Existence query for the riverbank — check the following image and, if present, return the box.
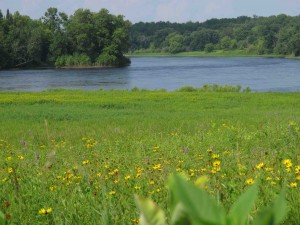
[0,89,300,224]
[127,49,300,58]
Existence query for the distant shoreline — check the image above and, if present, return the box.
[126,50,300,59]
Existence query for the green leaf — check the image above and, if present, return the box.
[253,189,287,225]
[0,210,5,225]
[227,184,258,225]
[169,174,226,225]
[134,195,167,225]
[171,203,191,225]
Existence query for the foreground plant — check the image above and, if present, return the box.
[135,174,287,225]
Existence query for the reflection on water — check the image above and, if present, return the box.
[0,57,300,92]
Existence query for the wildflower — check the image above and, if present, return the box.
[211,169,217,174]
[6,157,12,161]
[38,208,52,215]
[207,148,213,154]
[153,146,160,152]
[189,172,195,177]
[134,186,141,190]
[295,166,300,174]
[213,161,221,167]
[178,160,183,163]
[266,177,272,181]
[283,159,292,168]
[82,160,90,165]
[49,185,57,191]
[135,173,142,178]
[212,154,219,159]
[152,164,161,170]
[290,182,297,188]
[149,179,155,185]
[296,175,300,180]
[265,167,274,172]
[271,181,276,185]
[7,168,13,173]
[18,156,24,160]
[256,162,265,169]
[132,218,140,223]
[246,178,255,185]
[156,188,161,192]
[109,191,116,195]
[124,175,131,180]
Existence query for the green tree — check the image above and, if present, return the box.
[166,32,184,53]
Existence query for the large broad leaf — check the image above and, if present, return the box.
[227,184,258,225]
[169,174,226,225]
[252,189,287,225]
[171,203,191,225]
[135,195,167,225]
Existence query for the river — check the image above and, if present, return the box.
[0,57,299,92]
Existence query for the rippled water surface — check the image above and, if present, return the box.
[0,57,300,91]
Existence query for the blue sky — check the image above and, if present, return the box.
[1,0,300,23]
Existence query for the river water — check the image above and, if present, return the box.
[0,57,299,92]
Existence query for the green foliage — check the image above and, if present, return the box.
[177,84,248,93]
[204,43,215,53]
[130,14,300,57]
[55,54,91,67]
[0,8,131,69]
[135,196,167,225]
[136,174,288,225]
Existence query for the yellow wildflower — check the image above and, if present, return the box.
[82,160,90,165]
[109,191,116,195]
[6,157,12,161]
[7,168,13,173]
[134,186,141,190]
[124,175,131,180]
[18,156,24,160]
[256,162,265,169]
[152,164,161,170]
[212,154,220,159]
[283,159,292,168]
[149,179,155,185]
[39,208,52,215]
[246,178,255,185]
[49,185,57,191]
[213,161,221,167]
[290,182,298,188]
[132,218,140,224]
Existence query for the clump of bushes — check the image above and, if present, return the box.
[177,84,251,92]
[55,53,91,67]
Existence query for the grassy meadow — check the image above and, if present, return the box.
[0,89,300,224]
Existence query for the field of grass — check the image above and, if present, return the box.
[0,89,300,224]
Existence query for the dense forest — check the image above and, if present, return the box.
[130,14,300,56]
[0,8,131,69]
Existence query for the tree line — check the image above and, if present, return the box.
[130,14,300,55]
[0,8,131,69]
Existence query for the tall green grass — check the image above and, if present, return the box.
[0,89,300,224]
